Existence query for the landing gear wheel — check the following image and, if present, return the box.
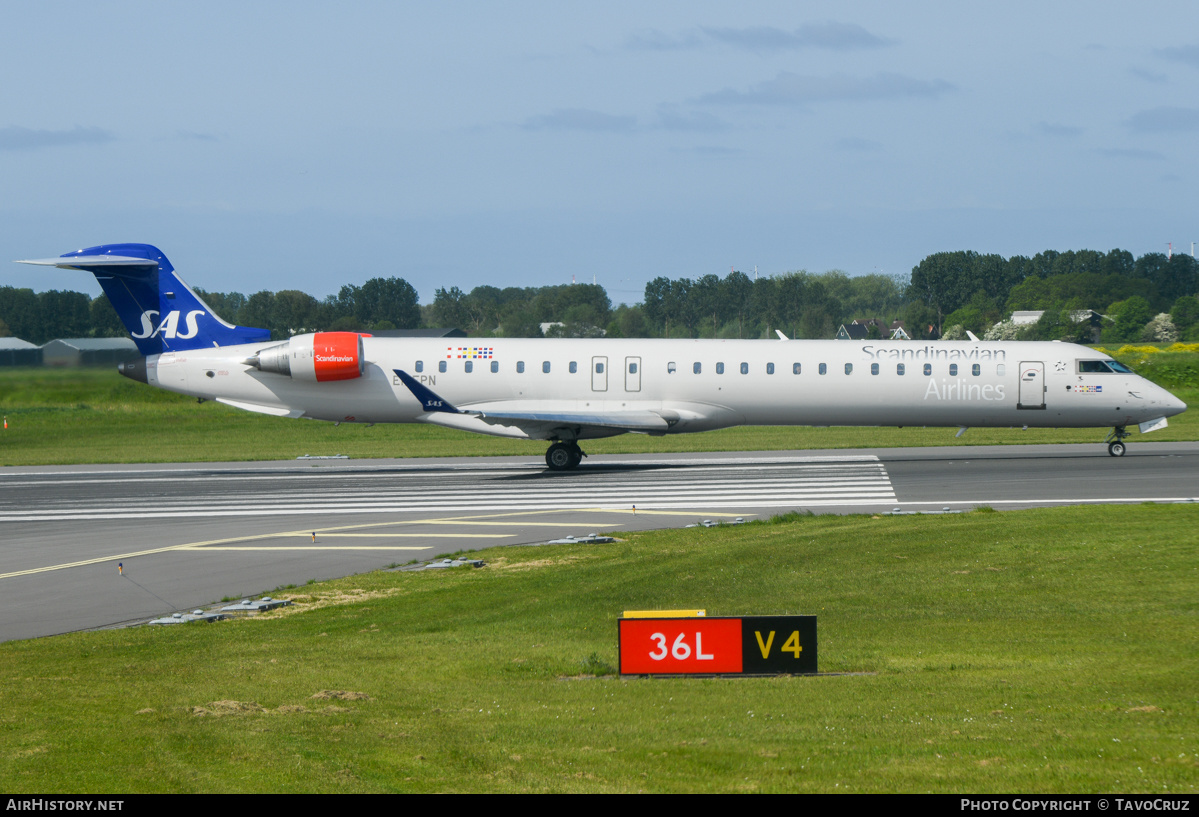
[546,442,582,471]
[1105,425,1130,458]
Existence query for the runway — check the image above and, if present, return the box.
[2,442,1196,642]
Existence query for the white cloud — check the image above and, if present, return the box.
[1126,106,1199,133]
[1155,44,1199,69]
[698,72,954,106]
[1037,122,1083,137]
[0,125,114,151]
[701,22,895,52]
[522,109,637,133]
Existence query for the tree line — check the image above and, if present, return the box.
[911,249,1199,343]
[1,247,1196,345]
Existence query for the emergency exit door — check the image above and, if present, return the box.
[625,356,642,392]
[592,356,608,391]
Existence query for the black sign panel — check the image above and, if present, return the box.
[739,616,818,675]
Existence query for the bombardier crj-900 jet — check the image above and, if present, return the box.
[17,244,1187,469]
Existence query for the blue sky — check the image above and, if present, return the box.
[2,1,1196,306]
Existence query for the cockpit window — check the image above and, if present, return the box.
[1078,360,1128,374]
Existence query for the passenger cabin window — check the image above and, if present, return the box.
[793,363,801,375]
[845,363,853,375]
[766,362,775,375]
[924,363,932,376]
[819,363,827,375]
[871,363,879,375]
[542,361,551,373]
[569,361,577,374]
[517,361,525,373]
[972,363,980,376]
[716,362,725,374]
[997,364,1006,376]
[949,364,958,376]
[464,361,473,373]
[740,362,748,375]
[415,361,424,373]
[693,362,701,374]
[667,362,677,373]
[438,360,447,373]
[897,363,905,375]
[490,361,498,373]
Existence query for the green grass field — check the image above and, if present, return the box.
[1,505,1196,793]
[0,359,1195,466]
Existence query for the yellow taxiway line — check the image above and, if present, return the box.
[1,507,754,580]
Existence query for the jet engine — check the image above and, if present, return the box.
[244,332,365,382]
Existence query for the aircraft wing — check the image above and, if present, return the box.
[470,408,669,432]
[393,369,670,437]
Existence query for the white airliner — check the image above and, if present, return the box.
[17,244,1187,469]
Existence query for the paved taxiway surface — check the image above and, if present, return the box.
[2,442,1196,642]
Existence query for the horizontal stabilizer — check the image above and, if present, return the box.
[17,256,159,272]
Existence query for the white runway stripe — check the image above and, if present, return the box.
[0,458,898,521]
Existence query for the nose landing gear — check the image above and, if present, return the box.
[545,441,585,471]
[1105,426,1131,457]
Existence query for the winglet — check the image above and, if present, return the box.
[775,329,789,341]
[966,330,980,342]
[394,370,461,413]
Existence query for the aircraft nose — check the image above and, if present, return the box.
[1158,387,1187,417]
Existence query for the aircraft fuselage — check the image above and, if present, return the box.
[128,337,1185,439]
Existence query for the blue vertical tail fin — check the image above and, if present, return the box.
[15,243,270,354]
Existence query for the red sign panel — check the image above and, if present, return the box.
[618,618,743,674]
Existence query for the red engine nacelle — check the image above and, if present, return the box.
[245,332,365,382]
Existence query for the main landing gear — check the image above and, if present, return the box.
[545,441,585,471]
[1105,425,1131,457]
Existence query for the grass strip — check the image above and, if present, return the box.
[1,504,1195,793]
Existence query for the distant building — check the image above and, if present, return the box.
[837,318,909,340]
[0,337,41,366]
[1007,309,1107,341]
[41,338,138,367]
